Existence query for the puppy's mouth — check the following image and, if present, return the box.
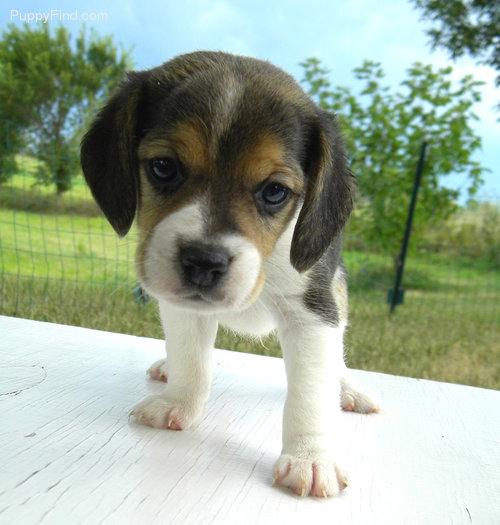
[187,293,204,301]
[142,274,261,313]
[167,286,241,312]
[180,291,217,304]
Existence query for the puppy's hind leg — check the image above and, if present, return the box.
[148,358,168,382]
[340,375,380,414]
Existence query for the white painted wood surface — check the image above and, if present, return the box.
[0,315,498,525]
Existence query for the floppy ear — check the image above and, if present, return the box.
[290,111,356,272]
[80,71,148,236]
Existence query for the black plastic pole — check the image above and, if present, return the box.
[389,142,428,313]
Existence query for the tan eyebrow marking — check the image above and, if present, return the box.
[138,121,210,172]
[236,134,303,192]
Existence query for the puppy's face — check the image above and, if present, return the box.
[81,52,355,313]
[136,124,303,311]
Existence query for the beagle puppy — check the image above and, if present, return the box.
[81,51,378,498]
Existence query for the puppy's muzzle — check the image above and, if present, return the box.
[179,244,230,290]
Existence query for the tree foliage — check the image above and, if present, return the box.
[0,24,131,191]
[301,58,486,255]
[412,0,500,87]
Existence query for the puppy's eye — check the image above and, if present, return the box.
[149,158,183,188]
[261,182,289,206]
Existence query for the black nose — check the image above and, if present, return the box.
[179,245,230,289]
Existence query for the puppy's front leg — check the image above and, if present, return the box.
[131,302,217,430]
[274,321,348,497]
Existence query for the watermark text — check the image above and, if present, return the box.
[10,9,108,23]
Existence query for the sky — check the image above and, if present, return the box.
[2,0,498,201]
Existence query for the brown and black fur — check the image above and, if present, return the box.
[81,51,355,333]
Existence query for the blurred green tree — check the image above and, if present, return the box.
[301,58,486,255]
[412,0,499,88]
[0,24,131,192]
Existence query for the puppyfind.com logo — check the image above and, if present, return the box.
[10,9,108,23]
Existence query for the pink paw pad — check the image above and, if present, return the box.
[273,455,347,498]
[150,369,168,382]
[166,417,183,431]
[148,361,168,382]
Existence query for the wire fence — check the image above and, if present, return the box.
[1,154,499,389]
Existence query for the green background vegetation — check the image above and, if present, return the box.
[1,162,498,389]
[0,21,498,391]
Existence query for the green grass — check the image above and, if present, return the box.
[0,164,98,217]
[1,170,499,389]
[8,156,91,201]
[2,274,498,389]
[0,207,136,284]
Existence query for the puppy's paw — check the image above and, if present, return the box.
[148,358,168,382]
[273,454,348,497]
[130,395,201,430]
[340,377,380,414]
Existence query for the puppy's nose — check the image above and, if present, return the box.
[180,245,230,289]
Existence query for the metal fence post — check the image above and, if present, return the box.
[389,142,428,313]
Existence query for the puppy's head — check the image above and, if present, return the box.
[81,52,355,313]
